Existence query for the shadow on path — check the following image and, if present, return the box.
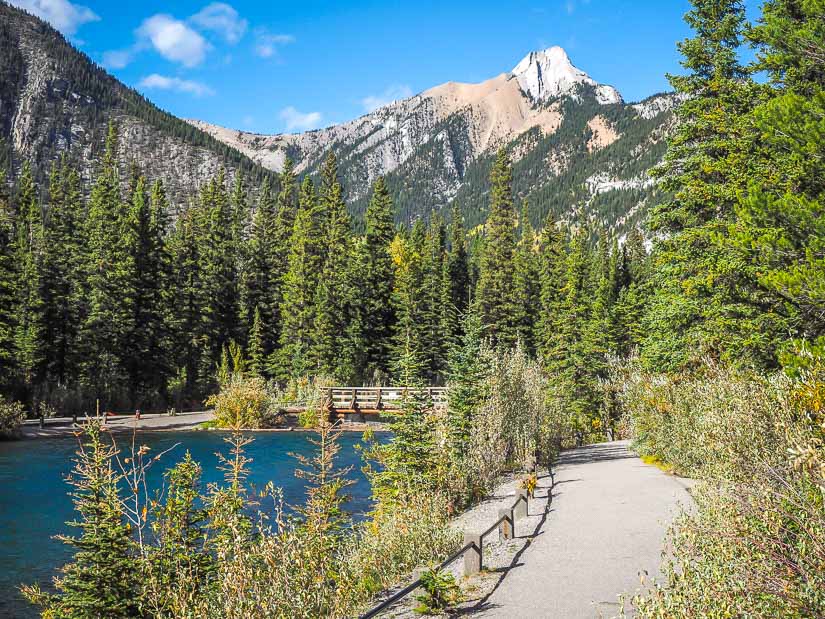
[555,443,636,466]
[456,469,557,616]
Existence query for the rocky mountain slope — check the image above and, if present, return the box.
[0,0,678,232]
[192,46,680,231]
[0,1,271,204]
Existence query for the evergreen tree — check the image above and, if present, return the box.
[78,124,132,403]
[358,177,396,380]
[0,171,17,388]
[197,170,240,386]
[25,422,139,618]
[247,306,266,378]
[476,148,518,348]
[41,159,82,388]
[241,178,279,372]
[537,214,567,365]
[446,307,489,459]
[122,176,169,403]
[726,0,825,354]
[13,163,46,395]
[512,204,540,355]
[277,176,325,378]
[420,213,448,382]
[445,205,470,341]
[313,152,353,380]
[391,223,428,383]
[643,0,762,369]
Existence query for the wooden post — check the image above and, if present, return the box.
[72,412,77,425]
[463,533,482,576]
[498,508,513,541]
[515,489,528,521]
[376,387,383,410]
[39,414,44,429]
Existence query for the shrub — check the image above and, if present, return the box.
[205,374,280,429]
[0,396,25,439]
[414,567,462,614]
[619,356,825,618]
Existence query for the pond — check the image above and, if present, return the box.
[0,430,376,619]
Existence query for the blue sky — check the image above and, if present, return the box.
[11,0,760,134]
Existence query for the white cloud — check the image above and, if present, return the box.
[139,73,214,97]
[102,49,132,69]
[361,84,413,113]
[137,14,209,67]
[254,29,295,59]
[10,0,99,35]
[190,2,247,44]
[279,106,322,132]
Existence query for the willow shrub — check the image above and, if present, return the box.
[619,357,825,618]
[0,396,25,439]
[206,373,281,429]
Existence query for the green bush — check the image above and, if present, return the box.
[0,396,25,439]
[619,358,825,618]
[205,374,280,429]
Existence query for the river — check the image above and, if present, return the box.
[0,430,376,618]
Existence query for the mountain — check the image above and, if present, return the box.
[0,0,678,233]
[192,46,680,232]
[0,1,272,204]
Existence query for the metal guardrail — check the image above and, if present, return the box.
[358,489,530,619]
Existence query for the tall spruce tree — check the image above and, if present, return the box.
[476,148,518,348]
[726,0,825,356]
[241,178,279,371]
[643,0,761,369]
[13,163,46,395]
[357,177,396,380]
[278,176,325,378]
[445,205,470,341]
[537,214,567,366]
[0,170,17,388]
[512,204,540,356]
[313,152,353,380]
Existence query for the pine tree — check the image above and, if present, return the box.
[643,0,761,369]
[391,223,428,383]
[726,0,825,355]
[537,214,567,366]
[420,213,448,382]
[122,176,169,403]
[24,422,139,618]
[476,148,518,349]
[277,176,325,378]
[446,307,489,459]
[358,177,396,380]
[247,306,266,378]
[41,159,82,388]
[445,205,470,341]
[78,124,132,403]
[0,170,17,388]
[549,231,601,441]
[313,151,353,381]
[512,204,540,356]
[197,170,240,386]
[14,163,46,396]
[241,178,279,372]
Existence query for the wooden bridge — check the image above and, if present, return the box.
[323,387,447,417]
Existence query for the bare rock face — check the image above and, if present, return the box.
[191,47,675,231]
[0,2,271,208]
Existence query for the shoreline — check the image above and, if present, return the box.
[17,411,386,439]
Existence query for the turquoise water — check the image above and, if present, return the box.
[0,430,375,619]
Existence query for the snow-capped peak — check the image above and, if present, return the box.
[510,46,622,105]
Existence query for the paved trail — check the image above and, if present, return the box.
[475,441,692,619]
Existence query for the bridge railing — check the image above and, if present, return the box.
[325,387,447,413]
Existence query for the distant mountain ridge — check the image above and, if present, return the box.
[0,0,678,232]
[0,1,273,204]
[191,46,679,231]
